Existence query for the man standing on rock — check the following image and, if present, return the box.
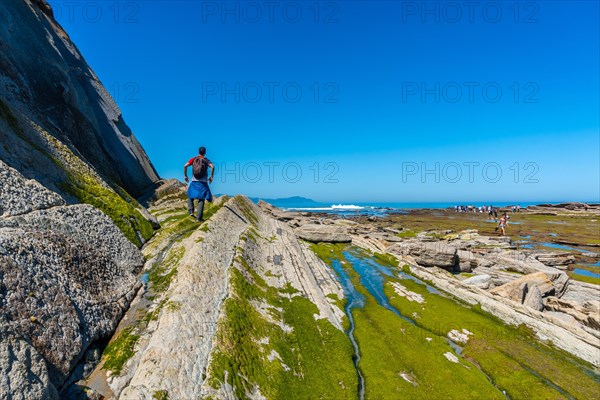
[184,146,214,222]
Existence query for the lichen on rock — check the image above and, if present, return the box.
[0,160,144,397]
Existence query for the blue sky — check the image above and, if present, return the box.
[53,0,599,203]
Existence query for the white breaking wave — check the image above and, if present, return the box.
[285,207,337,211]
[331,204,364,210]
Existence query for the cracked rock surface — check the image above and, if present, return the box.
[0,161,144,398]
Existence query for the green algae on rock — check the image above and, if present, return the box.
[384,273,600,400]
[310,244,600,399]
[207,234,357,399]
[102,327,141,376]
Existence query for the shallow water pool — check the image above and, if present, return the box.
[572,268,600,279]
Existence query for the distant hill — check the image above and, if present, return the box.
[249,196,320,207]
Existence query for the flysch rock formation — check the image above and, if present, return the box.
[260,202,600,368]
[0,160,144,399]
[80,195,346,399]
[2,0,599,397]
[364,233,600,367]
[395,262,600,367]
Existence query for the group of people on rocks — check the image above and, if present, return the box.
[454,204,522,214]
[454,204,497,214]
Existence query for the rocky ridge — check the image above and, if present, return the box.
[73,192,349,399]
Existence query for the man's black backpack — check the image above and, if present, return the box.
[192,156,208,180]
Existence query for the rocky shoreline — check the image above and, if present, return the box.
[55,187,597,399]
[259,200,600,368]
[3,168,599,398]
[1,2,598,397]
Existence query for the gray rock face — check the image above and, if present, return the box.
[462,274,492,289]
[408,242,458,270]
[0,333,60,400]
[0,160,65,217]
[0,164,144,397]
[551,272,570,298]
[138,179,186,208]
[295,223,352,243]
[544,297,600,330]
[0,0,158,197]
[561,281,600,305]
[136,206,161,230]
[259,200,306,223]
[523,285,544,311]
[490,271,567,303]
[534,252,576,267]
[0,2,161,397]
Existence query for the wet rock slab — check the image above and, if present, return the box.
[295,223,352,243]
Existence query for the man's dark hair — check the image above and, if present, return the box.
[199,146,206,156]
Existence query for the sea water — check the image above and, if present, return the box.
[278,201,546,216]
